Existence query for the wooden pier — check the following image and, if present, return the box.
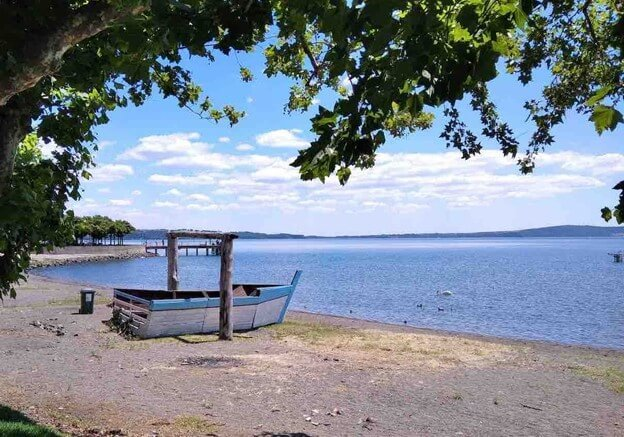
[145,241,221,256]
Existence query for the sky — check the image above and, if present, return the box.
[63,47,623,236]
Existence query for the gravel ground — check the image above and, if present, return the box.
[0,273,622,436]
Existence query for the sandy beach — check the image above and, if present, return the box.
[0,250,622,436]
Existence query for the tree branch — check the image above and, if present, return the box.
[0,1,149,107]
[581,0,599,46]
[299,37,321,78]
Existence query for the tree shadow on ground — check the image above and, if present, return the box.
[0,404,61,436]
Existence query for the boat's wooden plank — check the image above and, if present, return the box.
[202,307,220,333]
[233,304,256,330]
[118,309,147,324]
[253,296,288,328]
[201,305,256,332]
[149,308,205,324]
[113,290,151,305]
[113,299,148,314]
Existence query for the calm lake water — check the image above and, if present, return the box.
[35,238,624,348]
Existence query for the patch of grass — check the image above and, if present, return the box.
[169,415,220,434]
[0,405,63,437]
[269,320,349,344]
[268,320,515,368]
[47,296,111,307]
[571,365,624,394]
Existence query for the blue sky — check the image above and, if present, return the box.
[64,48,623,236]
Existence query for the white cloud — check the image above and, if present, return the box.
[164,188,184,196]
[186,203,218,211]
[187,193,211,202]
[255,129,309,148]
[118,132,211,161]
[133,139,620,218]
[153,201,180,208]
[247,96,254,103]
[149,173,217,185]
[97,187,111,194]
[218,136,231,143]
[131,190,141,196]
[537,152,624,175]
[236,143,255,152]
[89,164,134,183]
[156,152,279,169]
[109,199,132,206]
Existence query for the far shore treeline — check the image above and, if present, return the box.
[74,216,135,246]
[129,225,624,241]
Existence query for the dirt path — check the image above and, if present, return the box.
[0,274,622,436]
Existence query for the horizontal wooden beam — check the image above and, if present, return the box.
[167,230,238,240]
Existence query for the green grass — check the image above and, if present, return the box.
[571,365,624,394]
[168,415,220,434]
[47,296,111,307]
[268,320,357,344]
[0,405,63,437]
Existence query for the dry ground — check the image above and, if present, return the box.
[0,274,622,436]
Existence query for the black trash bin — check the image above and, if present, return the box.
[79,288,96,314]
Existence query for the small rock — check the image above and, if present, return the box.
[327,408,342,417]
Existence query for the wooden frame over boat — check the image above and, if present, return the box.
[111,230,301,340]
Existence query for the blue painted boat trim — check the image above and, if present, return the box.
[113,271,302,318]
[278,270,302,323]
[148,285,293,311]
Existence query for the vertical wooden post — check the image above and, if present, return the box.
[167,234,179,298]
[219,236,234,340]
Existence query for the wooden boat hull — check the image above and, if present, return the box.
[112,271,301,338]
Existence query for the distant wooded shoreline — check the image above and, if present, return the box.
[129,225,624,241]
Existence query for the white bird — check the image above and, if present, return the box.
[437,290,453,296]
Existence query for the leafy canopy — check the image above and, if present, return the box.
[0,0,622,297]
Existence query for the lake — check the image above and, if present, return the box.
[34,238,624,349]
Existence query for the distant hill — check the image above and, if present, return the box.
[129,229,307,240]
[129,225,624,240]
[337,225,624,238]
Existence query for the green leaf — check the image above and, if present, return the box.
[586,86,613,106]
[601,207,612,222]
[590,105,624,134]
[513,5,528,28]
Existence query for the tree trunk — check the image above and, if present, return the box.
[0,96,31,198]
[0,2,149,107]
